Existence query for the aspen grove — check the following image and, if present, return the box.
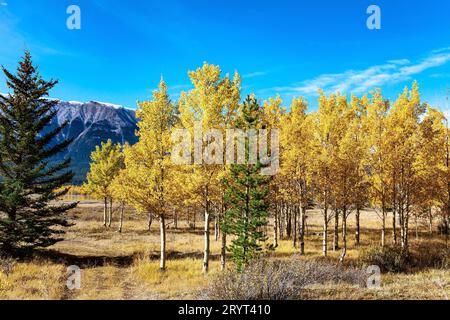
[85,63,450,272]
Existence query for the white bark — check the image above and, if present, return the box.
[333,210,339,251]
[220,232,226,271]
[322,207,328,257]
[299,206,306,255]
[273,205,278,248]
[108,197,113,227]
[118,204,124,233]
[355,208,360,245]
[160,215,166,271]
[203,207,210,274]
[103,197,107,227]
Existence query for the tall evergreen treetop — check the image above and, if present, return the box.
[0,51,76,254]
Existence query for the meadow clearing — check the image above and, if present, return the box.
[0,199,448,300]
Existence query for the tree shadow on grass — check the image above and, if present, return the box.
[31,249,137,268]
[29,249,221,268]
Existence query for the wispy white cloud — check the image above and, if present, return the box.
[242,71,267,79]
[164,84,192,100]
[388,59,410,65]
[432,47,450,54]
[263,48,450,98]
[0,3,8,7]
[429,73,450,78]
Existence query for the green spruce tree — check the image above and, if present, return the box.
[222,95,270,271]
[0,51,77,255]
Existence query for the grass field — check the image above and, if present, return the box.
[0,200,448,300]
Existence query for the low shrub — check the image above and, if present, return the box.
[359,243,449,273]
[204,258,366,300]
[358,246,412,273]
[0,255,16,277]
[412,242,450,270]
[437,218,449,236]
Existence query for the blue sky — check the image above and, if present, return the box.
[1,0,450,113]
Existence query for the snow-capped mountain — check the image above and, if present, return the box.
[0,96,139,184]
[49,100,138,184]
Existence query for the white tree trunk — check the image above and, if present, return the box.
[160,215,166,271]
[333,210,339,251]
[299,206,306,255]
[355,208,360,245]
[339,209,347,264]
[292,206,297,248]
[203,207,210,274]
[392,211,397,244]
[381,207,386,247]
[108,197,113,227]
[118,204,124,233]
[403,213,409,249]
[103,197,107,227]
[273,205,278,248]
[322,207,328,257]
[214,214,219,241]
[428,208,433,236]
[220,232,226,271]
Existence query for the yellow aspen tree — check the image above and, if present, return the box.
[267,169,287,247]
[121,144,156,227]
[262,95,285,129]
[350,95,370,246]
[280,97,313,255]
[84,139,123,227]
[326,93,349,253]
[310,91,341,256]
[414,108,446,237]
[178,63,240,273]
[110,167,131,233]
[387,82,426,250]
[335,95,367,263]
[443,125,450,244]
[262,95,286,244]
[365,89,392,246]
[122,78,177,270]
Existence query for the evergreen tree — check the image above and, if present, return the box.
[222,95,269,271]
[0,51,76,254]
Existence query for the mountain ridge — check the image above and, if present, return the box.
[49,100,139,184]
[0,95,139,184]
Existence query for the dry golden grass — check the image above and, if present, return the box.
[0,260,65,300]
[133,258,221,299]
[302,269,449,300]
[0,200,448,300]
